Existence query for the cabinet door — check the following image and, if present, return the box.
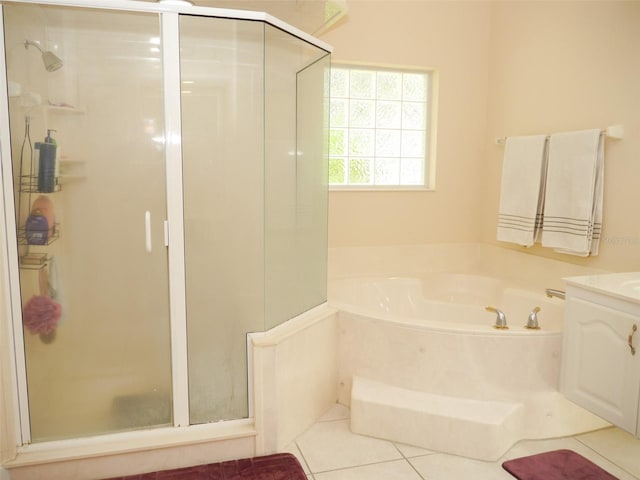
[561,296,640,434]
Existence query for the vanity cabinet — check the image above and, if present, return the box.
[561,274,640,437]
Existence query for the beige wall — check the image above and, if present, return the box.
[322,0,640,272]
[321,0,492,247]
[482,1,640,272]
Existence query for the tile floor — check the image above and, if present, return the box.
[284,404,640,480]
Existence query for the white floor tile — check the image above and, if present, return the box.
[409,453,513,480]
[576,427,640,479]
[318,403,351,422]
[282,442,310,474]
[292,406,640,480]
[500,436,588,461]
[314,459,423,480]
[394,441,436,458]
[295,419,402,473]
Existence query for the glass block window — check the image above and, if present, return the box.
[329,65,432,188]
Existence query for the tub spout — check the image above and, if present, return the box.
[486,306,508,329]
[545,288,565,300]
[526,306,541,329]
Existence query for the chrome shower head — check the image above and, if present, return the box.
[24,40,63,72]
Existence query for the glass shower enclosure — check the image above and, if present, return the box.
[0,0,330,444]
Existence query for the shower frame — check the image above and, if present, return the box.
[0,0,331,461]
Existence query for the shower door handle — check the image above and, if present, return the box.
[144,211,152,253]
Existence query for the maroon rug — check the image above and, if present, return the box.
[104,453,306,480]
[502,449,619,480]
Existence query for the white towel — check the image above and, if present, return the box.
[541,129,604,256]
[496,135,548,247]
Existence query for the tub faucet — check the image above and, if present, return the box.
[545,288,565,300]
[526,306,541,329]
[486,306,508,329]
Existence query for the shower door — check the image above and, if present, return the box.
[3,4,173,441]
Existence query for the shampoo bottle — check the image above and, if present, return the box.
[35,129,57,193]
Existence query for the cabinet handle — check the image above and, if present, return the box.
[629,324,637,356]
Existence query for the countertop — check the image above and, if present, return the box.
[564,272,640,304]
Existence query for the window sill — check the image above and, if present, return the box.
[329,185,435,192]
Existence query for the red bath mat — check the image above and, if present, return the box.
[502,449,619,480]
[104,453,306,480]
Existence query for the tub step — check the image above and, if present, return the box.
[350,376,524,461]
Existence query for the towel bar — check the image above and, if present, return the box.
[495,125,624,146]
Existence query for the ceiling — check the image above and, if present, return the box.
[139,0,348,35]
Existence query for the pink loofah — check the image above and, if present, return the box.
[23,295,62,335]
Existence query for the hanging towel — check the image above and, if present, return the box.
[541,129,604,256]
[496,135,548,247]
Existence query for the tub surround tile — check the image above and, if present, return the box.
[252,308,339,452]
[350,375,523,461]
[477,243,606,291]
[328,243,607,293]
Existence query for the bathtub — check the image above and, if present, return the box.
[330,274,564,333]
[330,274,610,461]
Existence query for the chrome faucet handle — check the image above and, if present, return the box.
[486,306,508,329]
[525,306,541,329]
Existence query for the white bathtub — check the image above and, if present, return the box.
[330,274,564,333]
[330,274,610,461]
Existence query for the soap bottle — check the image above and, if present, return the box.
[25,209,49,245]
[35,129,57,193]
[25,195,55,245]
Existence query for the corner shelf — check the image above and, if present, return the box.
[20,175,61,193]
[14,99,84,271]
[17,224,60,247]
[58,175,86,184]
[19,252,50,270]
[17,175,62,270]
[46,104,85,115]
[58,157,87,182]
